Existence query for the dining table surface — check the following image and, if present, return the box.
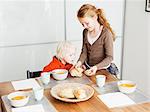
[0,69,150,112]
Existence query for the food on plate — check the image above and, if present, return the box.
[58,88,75,98]
[51,83,95,102]
[70,67,83,77]
[58,87,87,99]
[119,83,135,88]
[74,88,87,99]
[11,96,27,100]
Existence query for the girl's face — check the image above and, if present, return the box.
[78,15,97,31]
[64,48,76,64]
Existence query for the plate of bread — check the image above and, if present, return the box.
[50,83,94,102]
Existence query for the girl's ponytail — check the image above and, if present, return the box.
[97,9,116,41]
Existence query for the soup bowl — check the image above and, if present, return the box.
[52,69,68,80]
[7,91,29,107]
[118,80,136,94]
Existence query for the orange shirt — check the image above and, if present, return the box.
[42,56,73,72]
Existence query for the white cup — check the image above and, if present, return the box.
[33,87,44,101]
[41,72,50,85]
[96,75,106,88]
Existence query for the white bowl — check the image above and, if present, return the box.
[52,69,68,80]
[118,80,136,94]
[7,91,29,107]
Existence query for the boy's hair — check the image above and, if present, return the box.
[56,41,75,59]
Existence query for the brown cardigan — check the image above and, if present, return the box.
[78,26,113,69]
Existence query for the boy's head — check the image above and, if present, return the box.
[56,41,76,64]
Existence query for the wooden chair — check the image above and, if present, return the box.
[27,70,42,79]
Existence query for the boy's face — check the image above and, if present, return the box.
[64,48,76,64]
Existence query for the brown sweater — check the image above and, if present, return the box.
[78,26,113,69]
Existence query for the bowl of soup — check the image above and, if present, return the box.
[52,69,68,80]
[118,80,136,94]
[7,91,29,107]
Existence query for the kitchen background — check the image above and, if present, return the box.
[0,0,149,97]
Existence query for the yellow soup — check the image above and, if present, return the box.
[11,96,27,100]
[120,83,135,88]
[56,72,65,74]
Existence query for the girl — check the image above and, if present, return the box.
[75,4,118,76]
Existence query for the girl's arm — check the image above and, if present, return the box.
[96,31,113,69]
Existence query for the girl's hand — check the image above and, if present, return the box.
[84,66,97,76]
[75,61,82,69]
[82,65,86,70]
[70,66,84,77]
[90,65,97,75]
[75,61,86,70]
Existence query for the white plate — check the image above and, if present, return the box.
[50,83,94,103]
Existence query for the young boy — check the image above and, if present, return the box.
[42,41,76,72]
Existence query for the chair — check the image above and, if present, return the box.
[27,70,42,79]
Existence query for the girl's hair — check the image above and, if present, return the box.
[77,4,115,41]
[56,41,75,59]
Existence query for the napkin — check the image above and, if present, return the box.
[12,104,44,112]
[98,92,135,108]
[11,79,41,90]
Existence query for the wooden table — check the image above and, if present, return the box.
[0,70,150,112]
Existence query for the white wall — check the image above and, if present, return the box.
[0,0,65,82]
[0,0,124,82]
[123,0,150,97]
[0,0,65,46]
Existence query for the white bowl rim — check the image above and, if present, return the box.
[7,91,29,100]
[117,80,136,87]
[52,69,68,73]
[52,69,68,80]
[96,75,106,78]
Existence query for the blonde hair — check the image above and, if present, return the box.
[77,4,115,41]
[56,41,75,59]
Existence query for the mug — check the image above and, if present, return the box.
[33,87,44,101]
[41,72,50,85]
[96,75,106,88]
